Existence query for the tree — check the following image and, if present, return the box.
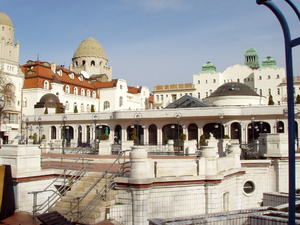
[91,104,95,112]
[74,105,78,113]
[131,128,137,144]
[101,134,109,140]
[56,105,61,114]
[296,94,300,104]
[33,133,38,144]
[44,107,48,114]
[200,134,206,146]
[268,95,274,105]
[180,133,186,143]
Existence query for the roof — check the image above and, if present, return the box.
[207,82,259,98]
[198,62,217,74]
[128,86,141,94]
[73,37,107,59]
[0,12,13,27]
[165,95,210,109]
[91,80,117,89]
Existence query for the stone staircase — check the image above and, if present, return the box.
[50,172,118,224]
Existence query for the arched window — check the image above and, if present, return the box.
[44,80,49,89]
[119,96,123,107]
[65,85,70,93]
[87,104,90,112]
[74,87,78,95]
[268,75,271,79]
[81,88,84,96]
[51,126,56,139]
[23,98,27,107]
[65,101,69,110]
[86,90,90,97]
[92,91,96,98]
[81,103,84,112]
[91,60,95,66]
[82,60,86,66]
[104,101,110,110]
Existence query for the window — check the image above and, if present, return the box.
[198,80,200,84]
[260,89,262,96]
[120,85,123,89]
[205,80,208,84]
[171,94,177,102]
[65,101,69,110]
[277,74,280,79]
[74,87,78,95]
[198,92,200,99]
[278,101,280,105]
[259,76,262,80]
[104,101,110,110]
[58,70,62,77]
[156,95,159,101]
[65,85,70,93]
[69,73,74,79]
[23,98,27,107]
[277,88,280,95]
[209,89,212,94]
[189,93,192,96]
[44,80,49,89]
[92,91,96,98]
[223,192,229,211]
[255,88,258,93]
[91,60,95,66]
[237,79,240,83]
[119,96,123,107]
[82,60,86,66]
[86,90,90,97]
[81,88,84,96]
[268,75,271,79]
[8,113,18,123]
[243,181,255,194]
[268,89,271,95]
[160,95,163,100]
[247,78,250,82]
[81,103,84,112]
[213,79,216,83]
[206,92,208,97]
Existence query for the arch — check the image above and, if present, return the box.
[82,60,86,66]
[92,91,96,98]
[86,90,90,97]
[127,125,144,145]
[81,103,84,112]
[188,123,198,141]
[44,80,49,89]
[149,124,157,145]
[91,60,95,66]
[230,122,241,143]
[78,125,82,146]
[81,88,85,96]
[277,121,284,133]
[96,125,110,140]
[162,124,183,146]
[114,125,122,144]
[51,126,56,139]
[247,121,271,143]
[61,126,74,147]
[104,101,110,110]
[203,123,225,139]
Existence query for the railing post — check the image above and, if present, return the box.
[32,192,37,220]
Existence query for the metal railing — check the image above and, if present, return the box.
[70,149,131,222]
[29,150,93,219]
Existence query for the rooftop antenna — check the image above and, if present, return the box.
[37,54,39,61]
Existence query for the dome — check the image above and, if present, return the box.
[208,82,259,98]
[39,93,60,104]
[261,56,278,69]
[0,12,13,27]
[244,48,258,57]
[199,62,217,74]
[73,37,107,59]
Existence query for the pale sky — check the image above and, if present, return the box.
[2,0,300,90]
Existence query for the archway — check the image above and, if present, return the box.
[230,122,241,143]
[61,126,74,147]
[78,126,82,146]
[162,124,183,146]
[51,126,56,139]
[203,123,224,139]
[149,124,157,145]
[247,121,270,143]
[114,125,122,144]
[127,125,144,145]
[277,121,284,133]
[96,125,110,140]
[188,123,198,141]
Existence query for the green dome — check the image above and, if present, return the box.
[260,56,278,69]
[73,37,107,59]
[0,12,13,27]
[199,62,217,74]
[244,48,260,69]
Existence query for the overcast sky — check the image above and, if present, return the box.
[2,0,300,90]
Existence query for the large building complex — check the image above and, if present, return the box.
[153,48,296,108]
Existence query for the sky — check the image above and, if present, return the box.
[2,0,300,90]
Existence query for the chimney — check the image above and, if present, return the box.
[50,62,56,74]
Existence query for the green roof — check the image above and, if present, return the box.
[260,56,278,69]
[198,62,217,74]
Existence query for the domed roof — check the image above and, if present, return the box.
[199,62,217,74]
[261,56,278,69]
[208,82,259,98]
[0,12,13,27]
[73,37,107,59]
[39,93,60,104]
[244,48,258,56]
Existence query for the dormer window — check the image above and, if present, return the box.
[78,75,83,82]
[69,73,74,79]
[57,70,62,77]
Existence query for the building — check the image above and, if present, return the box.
[153,48,287,108]
[0,12,24,143]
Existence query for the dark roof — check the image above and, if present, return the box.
[208,82,259,98]
[165,95,210,109]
